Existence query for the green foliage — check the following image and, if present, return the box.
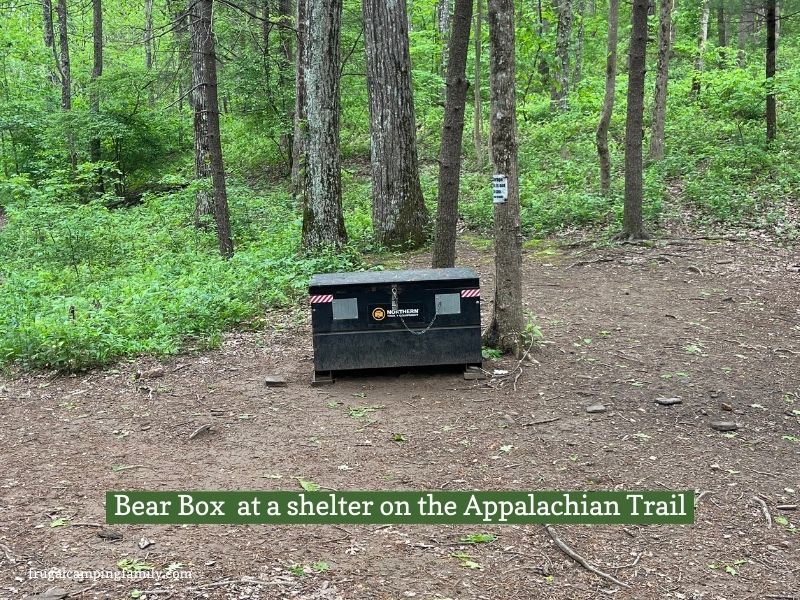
[2,0,800,372]
[0,181,363,371]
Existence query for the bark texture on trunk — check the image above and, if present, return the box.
[291,0,307,196]
[43,0,54,47]
[89,0,103,164]
[363,0,429,248]
[301,0,347,249]
[621,0,649,240]
[596,0,618,196]
[691,0,710,97]
[766,0,776,143]
[573,0,585,86]
[649,0,673,161]
[431,0,473,268]
[189,0,212,223]
[473,0,484,169]
[55,0,75,170]
[483,0,523,355]
[717,6,727,47]
[553,0,572,110]
[193,0,233,257]
[437,0,451,75]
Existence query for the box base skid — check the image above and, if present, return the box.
[312,363,483,386]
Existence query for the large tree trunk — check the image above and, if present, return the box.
[189,0,234,257]
[553,0,572,110]
[473,0,484,169]
[89,0,103,165]
[363,0,429,248]
[55,0,75,170]
[766,0,776,143]
[291,0,307,196]
[431,0,473,268]
[483,0,523,355]
[145,0,154,106]
[649,0,673,161]
[301,0,347,249]
[691,0,710,97]
[573,0,585,86]
[620,0,649,240]
[596,0,618,196]
[189,0,212,223]
[42,0,54,47]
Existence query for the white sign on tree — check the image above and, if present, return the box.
[492,174,508,204]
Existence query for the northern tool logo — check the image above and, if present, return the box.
[372,307,386,321]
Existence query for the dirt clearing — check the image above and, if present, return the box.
[1,239,799,599]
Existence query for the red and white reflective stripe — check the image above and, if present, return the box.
[310,294,334,304]
[461,289,480,298]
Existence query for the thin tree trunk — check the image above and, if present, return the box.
[278,0,293,86]
[262,0,271,83]
[596,0,618,196]
[437,0,451,76]
[191,0,234,257]
[573,0,585,86]
[536,0,550,91]
[432,0,473,268]
[473,0,484,169]
[277,0,293,172]
[483,0,523,355]
[145,0,154,106]
[363,0,429,248]
[42,0,54,47]
[55,0,75,170]
[691,0,710,97]
[649,0,673,161]
[717,6,727,47]
[291,0,307,195]
[553,0,572,110]
[737,6,750,66]
[89,0,102,165]
[189,0,212,223]
[766,0,776,143]
[621,0,649,240]
[302,0,347,249]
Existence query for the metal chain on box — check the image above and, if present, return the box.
[392,284,438,336]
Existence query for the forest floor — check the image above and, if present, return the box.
[1,235,799,600]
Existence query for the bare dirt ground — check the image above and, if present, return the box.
[1,237,799,600]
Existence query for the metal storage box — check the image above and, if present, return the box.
[309,268,482,382]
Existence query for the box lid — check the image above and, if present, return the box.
[309,267,478,288]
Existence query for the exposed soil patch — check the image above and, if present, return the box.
[1,238,799,600]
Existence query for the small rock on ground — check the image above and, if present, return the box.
[585,404,607,414]
[655,397,683,406]
[710,420,738,432]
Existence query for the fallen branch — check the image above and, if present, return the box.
[751,496,772,529]
[522,417,561,427]
[568,257,614,269]
[544,525,631,588]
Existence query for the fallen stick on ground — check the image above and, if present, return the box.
[751,496,772,529]
[544,525,631,588]
[567,257,614,269]
[522,417,561,427]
